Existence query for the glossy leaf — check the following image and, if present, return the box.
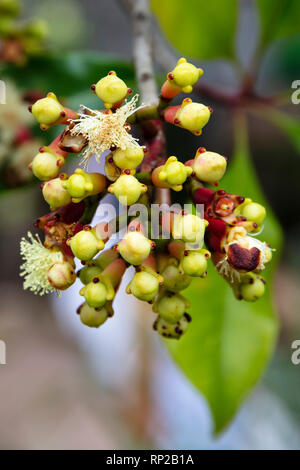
[166,115,282,433]
[151,0,238,60]
[257,108,300,155]
[257,0,300,49]
[1,51,135,99]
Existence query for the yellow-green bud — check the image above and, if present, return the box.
[172,212,206,244]
[108,174,147,206]
[94,71,128,109]
[158,156,193,191]
[81,280,108,308]
[161,264,191,292]
[240,276,265,302]
[62,169,106,202]
[180,251,208,277]
[127,271,159,301]
[47,260,76,290]
[118,231,152,266]
[240,202,266,226]
[79,264,103,285]
[176,99,211,135]
[68,229,104,261]
[42,177,71,210]
[169,58,203,93]
[78,302,109,328]
[31,92,64,129]
[154,292,189,324]
[112,146,145,170]
[193,150,227,184]
[153,312,191,339]
[31,150,64,181]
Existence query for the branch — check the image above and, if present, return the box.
[130,0,157,104]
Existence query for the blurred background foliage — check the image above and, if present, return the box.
[0,0,300,449]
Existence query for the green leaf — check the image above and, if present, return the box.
[151,0,238,60]
[256,108,300,155]
[257,0,300,49]
[166,114,282,433]
[1,51,135,99]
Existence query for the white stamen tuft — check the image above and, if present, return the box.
[20,232,63,296]
[70,95,140,166]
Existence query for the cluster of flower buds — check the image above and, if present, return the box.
[20,58,273,340]
[0,0,48,65]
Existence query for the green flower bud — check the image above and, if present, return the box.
[31,150,64,181]
[118,231,152,266]
[112,146,145,170]
[62,169,106,202]
[180,250,208,277]
[193,149,227,184]
[172,212,206,244]
[31,92,64,129]
[176,99,211,135]
[94,71,128,109]
[240,202,266,226]
[79,264,103,285]
[68,229,105,261]
[81,280,108,308]
[153,312,191,339]
[153,292,189,324]
[108,174,147,206]
[42,177,71,210]
[240,276,265,302]
[47,260,76,290]
[161,264,192,292]
[170,58,203,92]
[158,156,193,191]
[78,302,109,328]
[127,270,160,301]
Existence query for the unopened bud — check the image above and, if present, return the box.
[78,302,109,328]
[169,58,203,93]
[161,263,192,292]
[62,169,106,202]
[42,177,71,210]
[153,292,189,324]
[113,146,145,170]
[68,229,104,261]
[172,212,206,244]
[157,156,193,191]
[193,150,227,184]
[118,231,152,266]
[80,280,108,308]
[180,250,209,277]
[240,276,265,302]
[94,72,128,108]
[31,150,64,181]
[127,270,160,301]
[79,264,103,285]
[153,312,191,339]
[240,202,266,226]
[176,99,211,135]
[108,174,147,206]
[31,92,64,129]
[47,260,76,290]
